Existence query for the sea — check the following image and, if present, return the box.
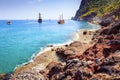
[0,20,98,74]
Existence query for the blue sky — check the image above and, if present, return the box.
[0,0,80,20]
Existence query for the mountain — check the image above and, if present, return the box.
[74,0,120,22]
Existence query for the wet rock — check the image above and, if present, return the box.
[47,45,53,47]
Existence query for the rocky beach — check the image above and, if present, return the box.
[1,0,120,80]
[9,20,120,80]
[1,21,120,80]
[9,27,97,80]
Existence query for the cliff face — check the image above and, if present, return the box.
[74,0,120,22]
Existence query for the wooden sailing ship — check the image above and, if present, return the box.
[57,14,65,24]
[7,20,11,25]
[38,13,42,23]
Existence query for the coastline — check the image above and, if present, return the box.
[34,40,74,59]
[11,25,99,77]
[13,22,100,73]
[9,20,120,80]
[12,40,74,74]
[13,40,74,73]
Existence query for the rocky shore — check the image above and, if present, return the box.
[8,19,120,80]
[0,19,119,80]
[0,0,120,79]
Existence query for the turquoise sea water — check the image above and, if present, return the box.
[0,20,97,73]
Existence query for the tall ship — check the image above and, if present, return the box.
[7,20,11,25]
[57,14,65,24]
[38,13,42,23]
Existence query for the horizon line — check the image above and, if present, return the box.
[0,19,73,20]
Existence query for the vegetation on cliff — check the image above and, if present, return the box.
[75,0,120,21]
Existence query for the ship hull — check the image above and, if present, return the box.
[58,20,65,24]
[38,19,42,23]
[7,21,11,25]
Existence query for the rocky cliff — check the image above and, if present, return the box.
[74,0,120,22]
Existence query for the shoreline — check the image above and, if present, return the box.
[34,40,74,59]
[0,23,100,80]
[14,25,99,71]
[13,22,101,73]
[13,40,76,74]
[13,39,74,72]
[12,25,100,76]
[0,22,100,74]
[13,19,120,80]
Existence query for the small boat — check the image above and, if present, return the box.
[57,14,65,24]
[7,20,11,25]
[38,13,42,23]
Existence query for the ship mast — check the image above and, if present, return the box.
[39,13,42,19]
[58,14,65,24]
[38,13,42,23]
[59,14,63,20]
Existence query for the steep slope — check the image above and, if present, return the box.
[74,0,120,22]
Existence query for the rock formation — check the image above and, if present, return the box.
[74,0,120,22]
[38,21,120,80]
[9,0,120,80]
